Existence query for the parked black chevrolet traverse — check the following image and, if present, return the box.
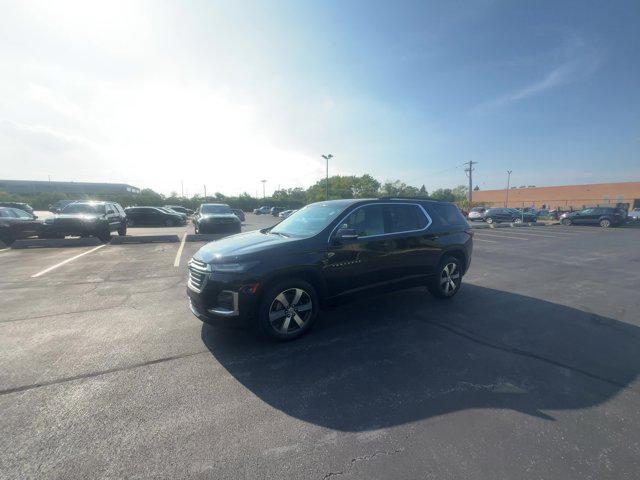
[40,201,127,242]
[187,198,473,341]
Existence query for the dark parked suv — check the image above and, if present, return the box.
[193,203,242,234]
[40,201,127,242]
[483,208,536,224]
[560,207,626,228]
[187,198,473,340]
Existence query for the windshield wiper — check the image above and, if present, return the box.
[271,231,289,238]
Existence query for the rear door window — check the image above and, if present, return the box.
[385,204,427,233]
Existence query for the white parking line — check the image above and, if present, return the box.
[487,230,566,238]
[475,233,529,240]
[31,245,106,278]
[173,233,187,267]
[473,238,497,243]
[0,248,10,253]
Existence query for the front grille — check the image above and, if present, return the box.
[188,259,209,292]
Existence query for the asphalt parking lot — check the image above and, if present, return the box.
[1,221,639,479]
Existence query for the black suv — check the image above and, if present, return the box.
[193,203,242,234]
[560,207,626,228]
[187,198,473,340]
[125,206,186,227]
[40,201,127,241]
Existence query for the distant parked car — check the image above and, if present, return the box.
[271,207,286,217]
[0,202,34,215]
[231,209,245,222]
[164,205,194,216]
[0,207,42,244]
[159,207,188,222]
[278,209,297,218]
[253,206,271,215]
[560,207,626,228]
[193,203,241,234]
[40,201,127,242]
[628,208,640,221]
[125,206,186,227]
[467,207,486,221]
[482,208,536,224]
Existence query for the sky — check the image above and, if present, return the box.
[0,0,638,197]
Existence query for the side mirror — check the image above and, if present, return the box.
[334,228,358,242]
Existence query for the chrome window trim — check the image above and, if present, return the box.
[328,202,433,244]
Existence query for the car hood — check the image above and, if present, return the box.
[49,213,102,222]
[199,213,238,220]
[194,229,294,263]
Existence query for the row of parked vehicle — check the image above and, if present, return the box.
[0,200,252,245]
[468,205,635,228]
[253,206,296,218]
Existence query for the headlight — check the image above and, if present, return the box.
[212,261,258,273]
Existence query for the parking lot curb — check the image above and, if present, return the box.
[471,221,548,230]
[185,233,229,242]
[110,235,180,244]
[11,237,103,249]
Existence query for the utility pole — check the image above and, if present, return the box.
[261,180,266,199]
[203,184,207,201]
[181,180,184,197]
[321,154,333,200]
[505,170,512,207]
[464,161,477,208]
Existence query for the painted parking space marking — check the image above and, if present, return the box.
[473,238,497,243]
[486,230,568,239]
[173,233,187,267]
[31,244,106,278]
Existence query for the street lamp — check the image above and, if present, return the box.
[321,154,333,200]
[505,170,512,207]
[260,179,266,199]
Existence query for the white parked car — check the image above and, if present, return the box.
[628,208,640,221]
[467,207,486,221]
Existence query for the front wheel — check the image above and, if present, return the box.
[428,256,463,299]
[513,217,522,224]
[599,218,611,228]
[117,223,127,236]
[561,218,572,226]
[258,280,319,341]
[97,228,111,243]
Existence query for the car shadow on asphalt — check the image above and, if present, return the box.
[200,284,640,431]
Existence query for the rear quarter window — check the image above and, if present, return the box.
[429,203,468,227]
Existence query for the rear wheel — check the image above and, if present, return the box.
[258,279,319,341]
[97,227,111,243]
[561,218,572,226]
[513,217,522,223]
[599,218,611,228]
[428,256,463,299]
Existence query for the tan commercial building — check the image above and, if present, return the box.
[472,181,640,211]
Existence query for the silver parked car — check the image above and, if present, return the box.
[467,207,486,221]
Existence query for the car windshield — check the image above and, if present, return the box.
[201,204,232,214]
[270,202,348,238]
[62,203,105,214]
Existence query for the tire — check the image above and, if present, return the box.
[428,256,463,299]
[257,279,319,341]
[561,218,572,226]
[97,227,111,243]
[485,217,493,224]
[117,223,127,236]
[599,218,611,228]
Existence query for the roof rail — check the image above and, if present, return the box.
[376,196,433,201]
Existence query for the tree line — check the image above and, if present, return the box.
[0,174,469,211]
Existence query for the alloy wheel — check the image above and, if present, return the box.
[268,288,313,334]
[440,262,460,296]
[600,219,611,228]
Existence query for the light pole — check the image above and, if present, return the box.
[321,154,333,200]
[261,180,266,199]
[505,170,512,207]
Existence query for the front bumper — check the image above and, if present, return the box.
[186,262,259,327]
